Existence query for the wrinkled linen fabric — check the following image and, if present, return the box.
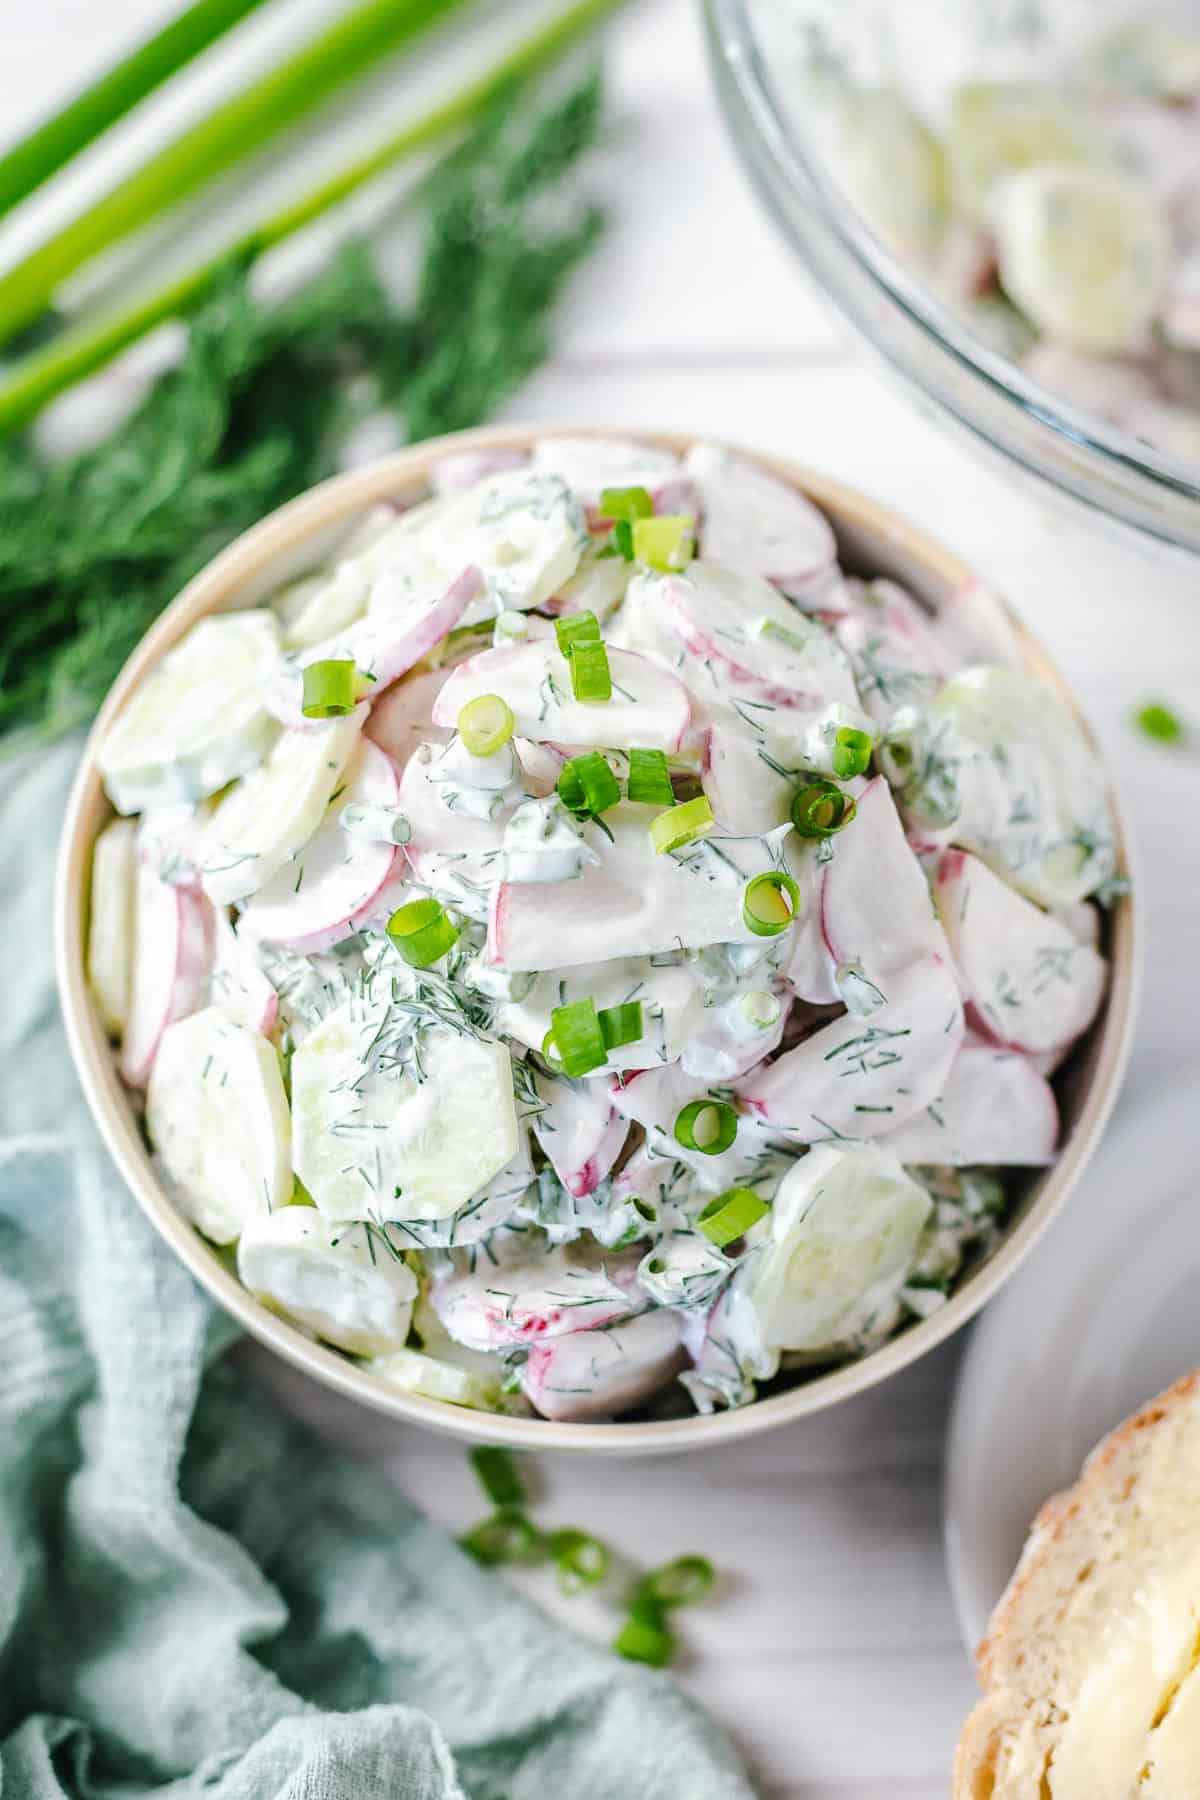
[0,742,755,1800]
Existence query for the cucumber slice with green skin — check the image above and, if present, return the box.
[370,1345,519,1412]
[432,1242,642,1353]
[209,910,278,1037]
[199,708,365,907]
[279,561,370,652]
[820,777,948,982]
[236,1208,417,1356]
[529,434,683,509]
[521,1308,685,1422]
[291,992,518,1222]
[935,848,1107,1054]
[119,862,215,1087]
[946,82,1106,222]
[531,1068,630,1199]
[878,1044,1058,1166]
[683,444,838,597]
[98,612,280,814]
[382,1147,535,1250]
[746,1145,932,1355]
[88,818,137,1039]
[431,640,691,754]
[737,951,963,1144]
[146,1005,291,1244]
[236,742,402,953]
[992,162,1170,355]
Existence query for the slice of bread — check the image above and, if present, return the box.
[955,1370,1200,1799]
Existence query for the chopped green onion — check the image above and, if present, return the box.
[613,519,634,561]
[627,747,674,807]
[1134,701,1184,744]
[460,1508,544,1567]
[301,658,356,718]
[549,1528,610,1593]
[636,1554,716,1610]
[613,1604,675,1667]
[737,989,783,1031]
[790,780,857,838]
[457,692,514,758]
[597,1001,643,1050]
[649,795,714,854]
[673,1099,738,1156]
[598,485,654,521]
[548,998,608,1078]
[493,609,528,646]
[753,615,809,653]
[557,751,621,817]
[386,897,459,968]
[633,514,695,572]
[568,639,612,703]
[695,1186,769,1248]
[554,610,601,657]
[742,870,801,937]
[831,726,873,779]
[469,1445,525,1508]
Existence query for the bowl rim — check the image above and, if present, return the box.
[705,0,1200,556]
[55,422,1139,1457]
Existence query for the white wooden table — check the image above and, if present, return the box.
[10,1,1200,1792]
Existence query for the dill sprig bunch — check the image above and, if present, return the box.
[0,72,604,743]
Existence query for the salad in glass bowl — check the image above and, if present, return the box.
[81,433,1123,1426]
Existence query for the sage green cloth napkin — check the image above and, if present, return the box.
[0,743,755,1800]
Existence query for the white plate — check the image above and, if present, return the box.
[944,1071,1200,1654]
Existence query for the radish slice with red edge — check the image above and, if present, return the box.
[120,862,215,1087]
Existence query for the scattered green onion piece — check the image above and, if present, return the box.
[753,615,809,653]
[597,1001,643,1050]
[613,518,634,561]
[695,1186,770,1248]
[549,1528,610,1593]
[460,1508,544,1567]
[598,484,654,521]
[493,609,528,646]
[790,780,857,838]
[1134,701,1184,744]
[386,897,459,968]
[633,514,695,572]
[631,1197,657,1223]
[554,610,601,657]
[557,751,621,816]
[627,746,674,807]
[648,795,714,854]
[742,869,801,937]
[613,1604,675,1667]
[457,692,514,758]
[737,989,783,1031]
[636,1554,716,1610]
[831,725,873,779]
[301,658,356,718]
[673,1099,738,1156]
[548,998,608,1078]
[469,1445,525,1508]
[568,639,612,703]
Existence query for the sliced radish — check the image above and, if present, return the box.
[237,742,401,953]
[237,1208,417,1355]
[199,708,364,907]
[530,434,683,507]
[737,951,963,1142]
[209,910,278,1036]
[432,1242,641,1353]
[430,446,529,494]
[120,862,215,1087]
[147,1005,291,1244]
[499,955,704,1074]
[935,580,1024,671]
[531,1070,629,1197]
[417,467,586,612]
[678,982,789,1082]
[521,1308,685,1421]
[432,640,690,753]
[365,664,456,768]
[820,777,947,980]
[935,849,1107,1053]
[835,579,954,724]
[683,442,838,595]
[398,741,508,923]
[88,818,137,1039]
[611,1063,763,1194]
[98,611,280,813]
[878,1045,1058,1166]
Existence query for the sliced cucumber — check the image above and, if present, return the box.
[432,640,691,753]
[209,909,278,1036]
[199,708,364,906]
[947,82,1105,221]
[279,561,370,651]
[748,1145,932,1353]
[418,468,587,612]
[370,1345,511,1410]
[98,611,280,813]
[147,1005,291,1244]
[291,991,518,1222]
[831,86,947,257]
[236,1208,417,1355]
[87,818,137,1038]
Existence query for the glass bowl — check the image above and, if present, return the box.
[705,0,1200,554]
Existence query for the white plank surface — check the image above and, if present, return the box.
[8,1,1200,1794]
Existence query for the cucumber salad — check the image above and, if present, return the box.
[88,435,1117,1421]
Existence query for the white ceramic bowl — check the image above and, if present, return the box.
[55,425,1138,1455]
